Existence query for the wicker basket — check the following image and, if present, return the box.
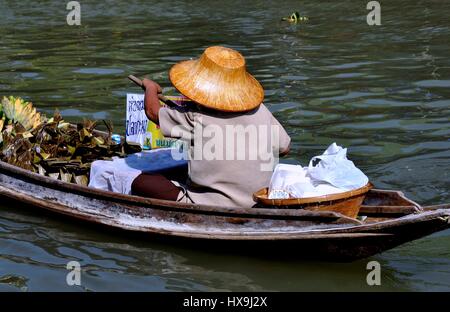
[253,183,373,218]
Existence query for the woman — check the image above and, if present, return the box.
[132,46,290,208]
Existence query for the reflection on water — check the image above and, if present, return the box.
[0,0,449,291]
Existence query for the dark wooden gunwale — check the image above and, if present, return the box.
[1,178,448,237]
[1,158,450,236]
[0,159,363,223]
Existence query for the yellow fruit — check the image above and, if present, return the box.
[1,96,44,131]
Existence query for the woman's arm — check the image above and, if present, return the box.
[142,78,162,124]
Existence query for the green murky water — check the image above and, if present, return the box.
[0,0,449,291]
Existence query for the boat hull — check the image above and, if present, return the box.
[0,160,449,261]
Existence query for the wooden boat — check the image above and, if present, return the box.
[0,158,449,261]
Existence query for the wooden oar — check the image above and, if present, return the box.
[127,75,178,107]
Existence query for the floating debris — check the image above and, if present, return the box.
[0,274,29,291]
[282,12,309,23]
[0,96,141,185]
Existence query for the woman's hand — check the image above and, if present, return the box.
[142,78,162,93]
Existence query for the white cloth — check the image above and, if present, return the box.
[268,164,344,199]
[88,149,187,194]
[268,143,369,199]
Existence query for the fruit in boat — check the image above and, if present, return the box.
[0,99,141,185]
[1,96,44,131]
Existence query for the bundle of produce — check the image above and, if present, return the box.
[0,96,141,186]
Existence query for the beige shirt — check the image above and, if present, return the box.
[158,104,291,208]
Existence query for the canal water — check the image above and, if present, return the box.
[0,0,449,291]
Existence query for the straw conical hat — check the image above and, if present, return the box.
[169,46,264,112]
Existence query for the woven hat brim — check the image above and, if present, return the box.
[169,60,264,112]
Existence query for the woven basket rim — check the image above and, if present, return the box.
[253,182,373,206]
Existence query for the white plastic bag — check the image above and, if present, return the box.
[307,143,368,191]
[267,143,369,199]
